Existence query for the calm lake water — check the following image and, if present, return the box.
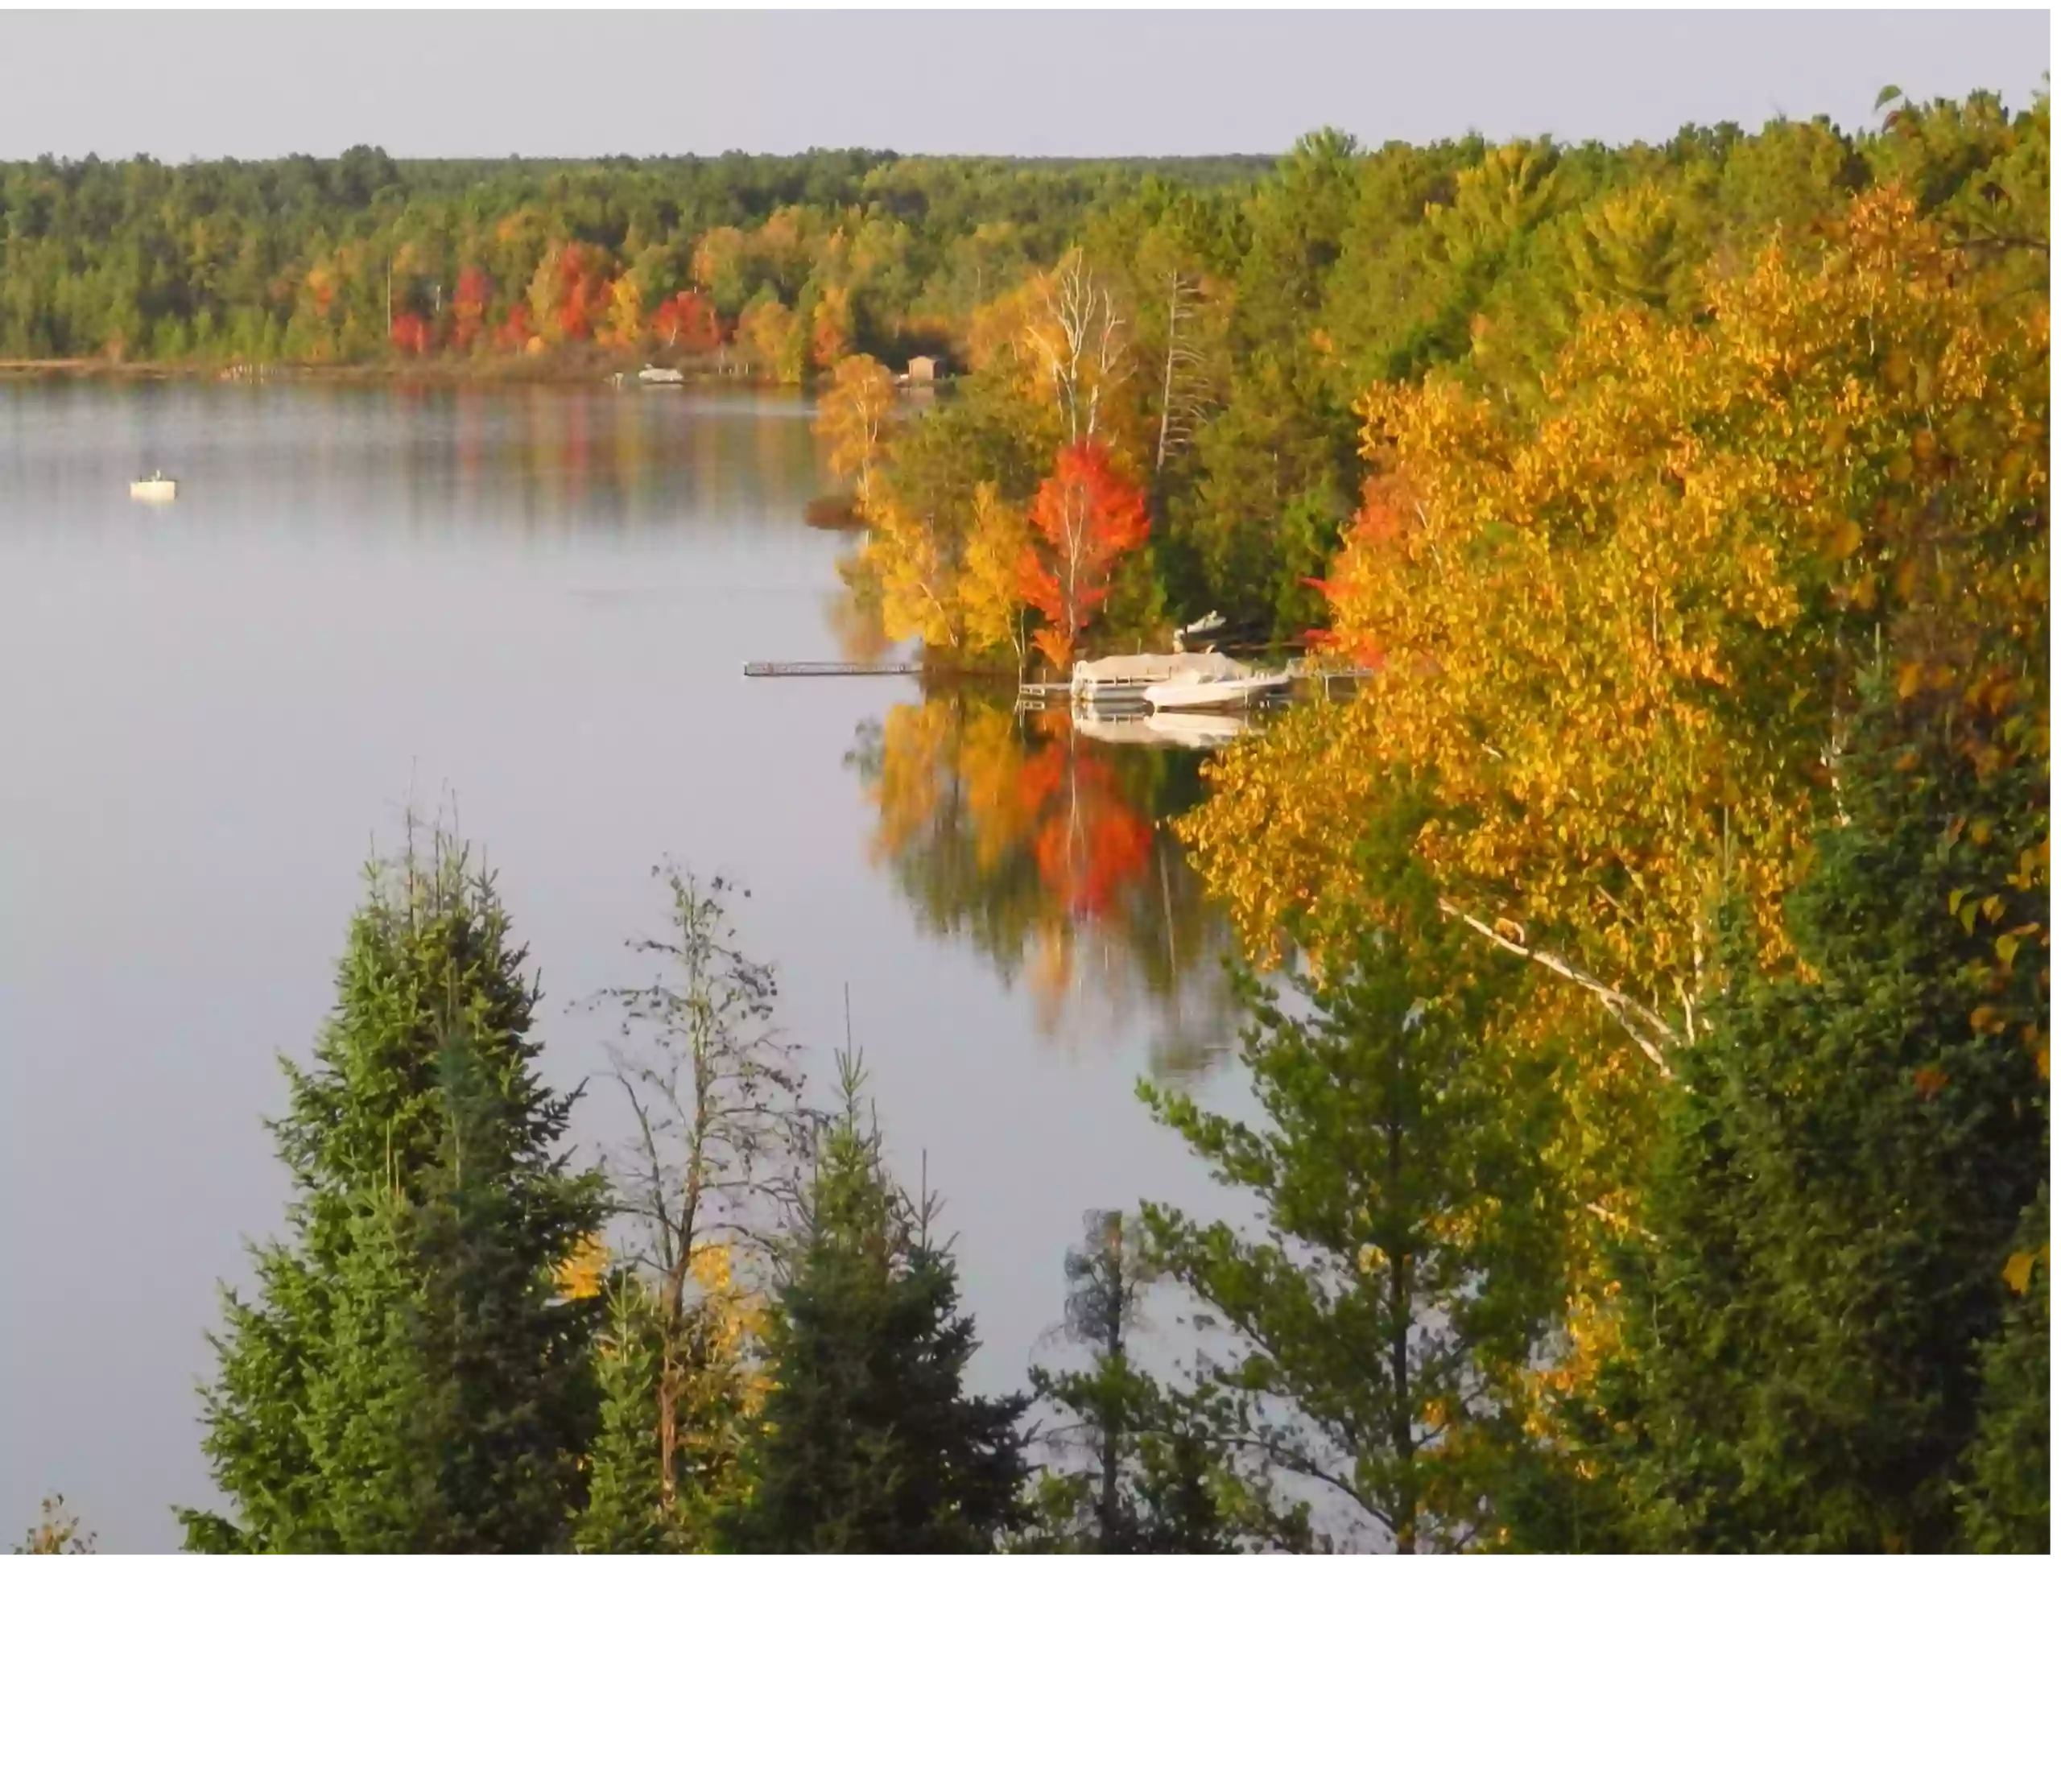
[0,380,1248,1549]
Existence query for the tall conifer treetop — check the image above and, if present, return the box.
[181,825,603,1553]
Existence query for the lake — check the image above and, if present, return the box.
[0,379,1249,1549]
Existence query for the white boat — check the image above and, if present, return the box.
[1141,659,1291,712]
[1072,650,1240,701]
[129,471,177,502]
[636,365,685,386]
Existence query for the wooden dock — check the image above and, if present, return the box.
[742,660,923,678]
[741,656,1380,693]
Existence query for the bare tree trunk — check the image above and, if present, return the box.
[1029,252,1130,449]
[1155,270,1187,475]
[1098,1279,1125,1551]
[1390,1249,1416,1555]
[591,866,808,1539]
[1387,1038,1417,1555]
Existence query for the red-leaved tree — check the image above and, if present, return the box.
[652,290,722,353]
[451,266,491,353]
[554,245,602,341]
[494,303,534,353]
[1017,441,1149,669]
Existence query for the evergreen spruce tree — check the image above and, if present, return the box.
[1605,687,2048,1552]
[574,1279,671,1555]
[1026,1209,1242,1553]
[721,1054,1030,1554]
[180,828,603,1552]
[1956,1184,2051,1552]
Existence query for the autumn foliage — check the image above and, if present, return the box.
[1018,442,1150,667]
[1185,188,2048,1069]
[492,302,534,353]
[1017,738,1155,919]
[449,266,491,352]
[868,700,1155,922]
[813,353,898,506]
[651,290,722,353]
[856,695,1234,1043]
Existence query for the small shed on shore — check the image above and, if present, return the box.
[904,354,945,385]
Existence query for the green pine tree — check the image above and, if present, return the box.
[574,1278,671,1554]
[1602,685,2048,1552]
[180,827,603,1553]
[720,1053,1030,1554]
[1026,1209,1246,1553]
[1141,879,1572,1554]
[1956,1184,2051,1552]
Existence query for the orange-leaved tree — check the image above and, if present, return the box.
[493,302,533,353]
[810,286,854,371]
[1018,441,1149,669]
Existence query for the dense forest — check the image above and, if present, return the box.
[14,87,2048,1553]
[0,145,1267,370]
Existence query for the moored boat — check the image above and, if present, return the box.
[129,471,177,501]
[1072,650,1249,702]
[1140,659,1291,712]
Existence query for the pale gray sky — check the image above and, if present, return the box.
[0,9,2048,161]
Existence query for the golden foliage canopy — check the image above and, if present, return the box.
[1183,188,2049,1063]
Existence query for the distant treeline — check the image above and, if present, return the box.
[0,145,1271,369]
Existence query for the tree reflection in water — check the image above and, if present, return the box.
[848,687,1243,1080]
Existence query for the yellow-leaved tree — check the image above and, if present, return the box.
[861,498,961,654]
[812,353,898,514]
[1186,187,2048,1075]
[604,273,645,350]
[957,481,1034,670]
[1180,187,2047,1406]
[856,478,1035,666]
[738,293,804,383]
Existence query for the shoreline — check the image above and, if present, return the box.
[0,356,805,392]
